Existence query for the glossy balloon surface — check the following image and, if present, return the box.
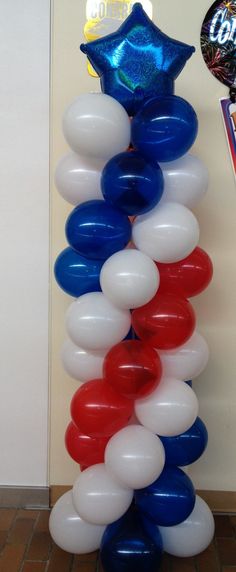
[159,496,215,557]
[135,466,195,527]
[61,340,106,383]
[132,96,198,162]
[81,4,194,115]
[160,154,209,208]
[103,340,162,399]
[105,425,165,489]
[66,292,131,351]
[159,331,209,380]
[55,152,105,206]
[132,293,196,350]
[160,417,208,466]
[157,247,213,298]
[72,464,133,525]
[100,249,160,310]
[135,377,199,436]
[49,491,105,554]
[101,151,164,215]
[66,200,131,260]
[101,506,163,572]
[132,201,200,264]
[65,422,109,467]
[54,247,102,297]
[63,93,130,159]
[71,379,133,438]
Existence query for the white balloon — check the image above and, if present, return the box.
[63,93,131,160]
[66,292,131,351]
[55,152,105,206]
[160,154,209,209]
[61,339,106,382]
[132,202,200,263]
[49,490,105,554]
[135,377,199,436]
[73,464,133,525]
[159,332,209,381]
[100,249,160,309]
[105,425,165,489]
[159,496,215,557]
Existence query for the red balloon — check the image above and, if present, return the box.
[103,340,162,399]
[132,293,196,350]
[157,247,213,298]
[70,379,133,438]
[65,421,109,467]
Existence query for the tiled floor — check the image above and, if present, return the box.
[0,509,235,572]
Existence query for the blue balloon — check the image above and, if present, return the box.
[135,466,195,527]
[132,95,198,162]
[101,152,164,215]
[65,200,131,260]
[100,506,163,572]
[81,4,195,116]
[160,417,208,467]
[185,380,193,387]
[54,247,103,298]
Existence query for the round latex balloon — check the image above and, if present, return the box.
[100,249,160,310]
[160,417,208,466]
[101,151,164,215]
[135,377,199,436]
[65,422,110,467]
[61,340,106,383]
[132,202,200,263]
[54,247,102,297]
[160,154,209,208]
[63,93,131,160]
[157,247,213,298]
[65,200,131,261]
[71,379,133,438]
[100,506,163,572]
[103,340,162,399]
[66,292,131,351]
[132,293,196,350]
[159,331,209,380]
[55,152,105,206]
[135,466,195,527]
[159,496,215,557]
[105,425,165,489]
[49,491,105,554]
[72,464,133,525]
[132,96,198,162]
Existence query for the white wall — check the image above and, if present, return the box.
[0,0,50,486]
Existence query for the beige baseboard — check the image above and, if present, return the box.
[0,486,49,508]
[50,486,236,514]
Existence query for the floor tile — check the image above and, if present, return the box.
[35,511,50,532]
[26,530,52,560]
[171,557,196,571]
[74,551,98,563]
[0,544,25,572]
[47,545,73,572]
[215,515,234,537]
[196,541,220,571]
[72,562,97,572]
[17,511,39,521]
[0,510,16,532]
[216,537,236,566]
[8,519,35,545]
[22,563,46,572]
[0,533,7,553]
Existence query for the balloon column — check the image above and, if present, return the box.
[51,4,215,569]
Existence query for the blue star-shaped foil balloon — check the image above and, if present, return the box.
[80,3,195,116]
